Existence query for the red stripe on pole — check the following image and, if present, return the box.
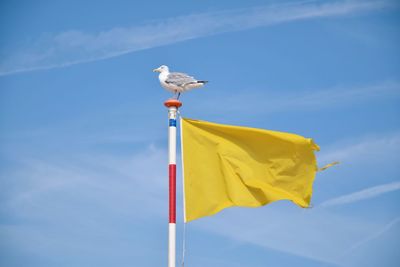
[169,164,176,223]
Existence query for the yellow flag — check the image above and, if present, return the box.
[181,118,320,222]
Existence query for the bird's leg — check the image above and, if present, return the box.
[177,92,181,100]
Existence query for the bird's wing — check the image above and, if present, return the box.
[165,72,197,86]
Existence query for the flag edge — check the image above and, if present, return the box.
[180,117,187,223]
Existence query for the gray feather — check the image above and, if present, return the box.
[165,72,197,86]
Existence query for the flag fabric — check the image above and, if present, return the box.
[181,118,320,222]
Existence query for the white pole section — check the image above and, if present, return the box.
[164,99,182,267]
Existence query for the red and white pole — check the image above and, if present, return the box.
[164,99,182,267]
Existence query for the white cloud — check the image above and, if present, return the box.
[192,205,380,266]
[192,177,400,265]
[318,131,400,165]
[2,145,168,219]
[342,216,400,257]
[319,181,400,208]
[0,145,172,264]
[281,81,400,110]
[0,0,395,75]
[193,80,400,116]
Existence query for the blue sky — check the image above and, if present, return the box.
[0,0,399,266]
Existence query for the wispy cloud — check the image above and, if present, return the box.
[278,81,400,111]
[191,80,400,117]
[1,145,168,219]
[0,145,171,264]
[319,181,400,208]
[194,177,400,265]
[0,0,394,76]
[342,216,400,257]
[318,131,400,165]
[194,205,380,266]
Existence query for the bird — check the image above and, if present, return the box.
[153,65,208,99]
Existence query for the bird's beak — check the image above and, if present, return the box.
[153,68,160,72]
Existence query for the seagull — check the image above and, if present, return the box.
[153,65,208,99]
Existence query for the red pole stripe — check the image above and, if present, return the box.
[169,164,176,223]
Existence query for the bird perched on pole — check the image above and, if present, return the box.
[153,65,208,99]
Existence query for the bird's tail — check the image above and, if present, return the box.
[197,80,208,84]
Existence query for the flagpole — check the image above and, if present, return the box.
[164,98,182,267]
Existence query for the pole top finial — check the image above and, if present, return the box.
[164,99,182,108]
